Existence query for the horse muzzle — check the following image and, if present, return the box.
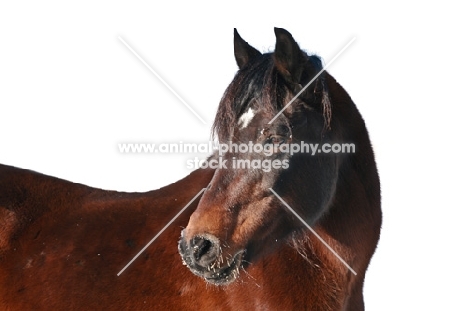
[178,230,245,285]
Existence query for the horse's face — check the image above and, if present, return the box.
[179,28,339,285]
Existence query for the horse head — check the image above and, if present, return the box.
[179,28,344,285]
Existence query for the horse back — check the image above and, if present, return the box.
[0,164,216,310]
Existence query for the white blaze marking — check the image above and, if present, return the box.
[238,108,256,129]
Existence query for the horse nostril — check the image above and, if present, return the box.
[190,235,219,266]
[192,237,211,260]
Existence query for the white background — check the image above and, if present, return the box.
[1,1,466,309]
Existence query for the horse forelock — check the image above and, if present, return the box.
[211,55,283,142]
[212,53,331,142]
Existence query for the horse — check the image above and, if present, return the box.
[0,28,380,310]
[178,28,381,310]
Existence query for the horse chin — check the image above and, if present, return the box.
[178,237,245,285]
[202,251,244,285]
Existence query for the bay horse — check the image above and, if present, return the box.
[0,28,380,310]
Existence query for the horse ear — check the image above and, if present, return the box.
[273,28,307,84]
[234,29,261,69]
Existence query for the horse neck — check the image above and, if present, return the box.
[310,73,381,269]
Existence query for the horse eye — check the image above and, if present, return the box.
[265,135,285,146]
